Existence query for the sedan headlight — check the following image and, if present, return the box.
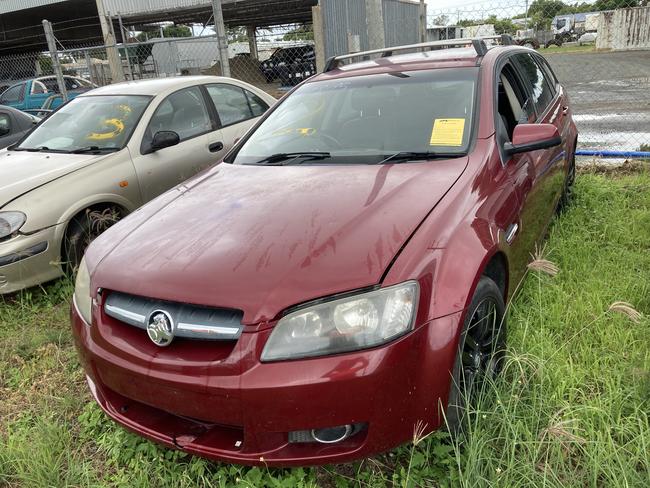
[74,257,93,325]
[0,211,26,239]
[261,281,419,362]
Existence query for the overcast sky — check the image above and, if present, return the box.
[425,0,527,19]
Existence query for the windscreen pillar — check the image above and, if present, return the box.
[365,0,385,50]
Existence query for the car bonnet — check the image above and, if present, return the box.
[89,159,468,324]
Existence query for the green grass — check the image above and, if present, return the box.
[540,44,597,55]
[1,168,649,487]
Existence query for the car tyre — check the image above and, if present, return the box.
[63,208,121,274]
[445,276,506,435]
[557,145,576,213]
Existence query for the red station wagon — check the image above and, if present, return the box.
[71,36,578,466]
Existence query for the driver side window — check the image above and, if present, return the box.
[143,86,212,153]
[496,62,534,142]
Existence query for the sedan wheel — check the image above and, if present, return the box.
[63,207,121,274]
[446,276,506,434]
[557,147,576,213]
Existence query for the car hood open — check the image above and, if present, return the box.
[0,150,113,209]
[91,159,468,324]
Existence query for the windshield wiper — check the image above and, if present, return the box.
[14,146,54,152]
[69,146,118,154]
[246,152,331,166]
[376,151,463,164]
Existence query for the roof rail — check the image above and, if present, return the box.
[323,35,515,72]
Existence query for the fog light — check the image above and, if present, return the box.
[288,423,366,444]
[311,424,352,444]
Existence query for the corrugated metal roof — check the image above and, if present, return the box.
[103,0,209,16]
[0,0,67,15]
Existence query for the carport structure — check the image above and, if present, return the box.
[0,0,424,90]
[0,0,317,56]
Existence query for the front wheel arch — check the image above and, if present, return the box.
[60,202,128,273]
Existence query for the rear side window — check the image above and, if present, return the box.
[32,81,47,94]
[245,90,268,117]
[41,78,60,93]
[65,77,83,90]
[0,84,25,103]
[534,55,558,93]
[514,53,555,116]
[206,84,266,127]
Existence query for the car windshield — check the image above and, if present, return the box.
[233,67,477,165]
[15,95,151,153]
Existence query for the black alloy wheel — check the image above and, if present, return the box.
[446,276,506,434]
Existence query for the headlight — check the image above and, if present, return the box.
[261,281,419,361]
[0,211,26,239]
[74,257,93,325]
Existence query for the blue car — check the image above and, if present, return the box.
[0,76,95,111]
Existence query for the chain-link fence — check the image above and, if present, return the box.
[425,0,650,152]
[0,0,648,151]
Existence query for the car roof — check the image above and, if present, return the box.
[79,75,243,97]
[0,104,39,121]
[311,45,518,82]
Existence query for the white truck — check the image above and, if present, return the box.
[548,12,599,47]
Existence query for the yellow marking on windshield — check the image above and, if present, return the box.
[429,118,465,147]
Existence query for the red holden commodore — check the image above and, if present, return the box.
[71,37,578,466]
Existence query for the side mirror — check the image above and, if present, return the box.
[504,123,562,157]
[146,130,180,154]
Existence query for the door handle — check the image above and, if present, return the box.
[209,141,224,152]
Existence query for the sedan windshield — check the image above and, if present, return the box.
[233,67,477,165]
[15,95,151,153]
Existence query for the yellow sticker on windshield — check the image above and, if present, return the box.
[429,118,465,147]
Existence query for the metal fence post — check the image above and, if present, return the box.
[84,50,94,84]
[42,20,68,102]
[419,0,427,43]
[211,0,230,77]
[95,0,125,82]
[246,25,258,60]
[365,0,385,50]
[117,12,134,80]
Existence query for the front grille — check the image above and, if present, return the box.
[104,291,244,341]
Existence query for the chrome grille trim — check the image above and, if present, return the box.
[104,291,244,341]
[104,303,146,327]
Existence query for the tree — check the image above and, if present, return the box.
[593,0,639,9]
[457,15,516,34]
[282,25,314,41]
[484,15,517,34]
[136,24,192,41]
[431,14,450,26]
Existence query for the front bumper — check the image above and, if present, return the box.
[0,226,63,294]
[71,298,462,466]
